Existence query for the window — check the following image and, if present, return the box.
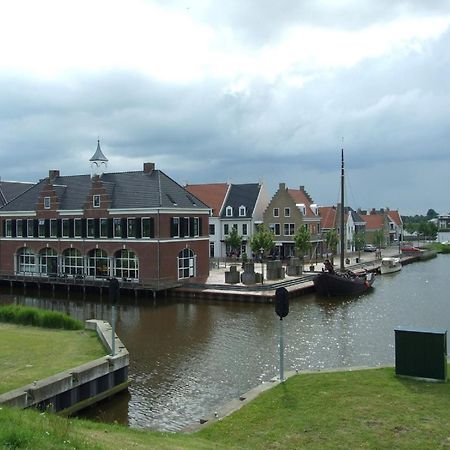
[209,223,215,235]
[38,248,57,275]
[17,247,37,273]
[178,248,196,279]
[209,242,215,258]
[171,217,180,238]
[44,197,50,209]
[87,248,108,277]
[113,218,122,238]
[232,223,238,231]
[224,224,229,235]
[183,217,190,237]
[5,219,12,237]
[62,248,84,276]
[100,218,108,238]
[284,207,290,217]
[74,218,82,238]
[242,223,248,236]
[114,249,139,280]
[62,219,70,238]
[38,219,45,238]
[225,206,233,217]
[273,208,279,217]
[93,195,100,208]
[49,219,57,238]
[127,218,136,238]
[270,223,281,236]
[239,205,246,217]
[16,220,23,237]
[142,217,153,238]
[27,219,34,237]
[284,223,295,236]
[87,218,95,238]
[193,217,199,237]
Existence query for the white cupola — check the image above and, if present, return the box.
[90,140,108,177]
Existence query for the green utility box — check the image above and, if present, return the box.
[394,328,447,381]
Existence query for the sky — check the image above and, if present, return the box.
[1,1,450,215]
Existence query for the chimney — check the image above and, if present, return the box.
[143,162,155,174]
[49,170,60,181]
[279,182,286,191]
[299,185,304,191]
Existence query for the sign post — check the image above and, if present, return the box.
[275,287,289,382]
[109,278,120,356]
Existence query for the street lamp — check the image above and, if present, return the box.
[259,247,264,284]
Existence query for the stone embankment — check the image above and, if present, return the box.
[0,320,129,415]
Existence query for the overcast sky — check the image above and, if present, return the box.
[1,1,449,215]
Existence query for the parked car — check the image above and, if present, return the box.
[363,244,377,252]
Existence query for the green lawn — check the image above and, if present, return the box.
[1,366,450,449]
[0,323,106,394]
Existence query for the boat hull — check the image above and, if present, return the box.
[314,272,375,297]
[380,258,402,274]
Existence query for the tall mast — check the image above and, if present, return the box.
[340,147,345,271]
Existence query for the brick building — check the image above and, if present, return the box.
[0,142,210,284]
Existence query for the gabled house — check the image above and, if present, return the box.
[437,213,450,229]
[0,142,210,284]
[319,205,365,254]
[359,208,403,245]
[185,183,229,258]
[263,183,321,259]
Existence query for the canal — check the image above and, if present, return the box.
[1,253,449,431]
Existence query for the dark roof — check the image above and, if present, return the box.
[220,183,261,219]
[0,181,35,207]
[0,170,209,212]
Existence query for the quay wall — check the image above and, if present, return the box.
[0,319,130,415]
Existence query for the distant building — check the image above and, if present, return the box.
[186,182,268,258]
[359,208,403,245]
[437,213,450,229]
[0,142,210,284]
[263,183,322,260]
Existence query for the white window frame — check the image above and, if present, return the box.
[127,218,137,238]
[141,217,151,239]
[225,206,233,217]
[113,218,122,238]
[5,219,12,237]
[239,205,246,217]
[50,219,58,238]
[242,223,248,236]
[209,223,215,235]
[224,224,229,235]
[62,219,70,238]
[284,223,295,236]
[93,195,100,208]
[44,196,51,209]
[284,207,290,217]
[273,208,279,217]
[38,219,46,238]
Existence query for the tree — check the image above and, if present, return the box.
[250,224,275,258]
[294,226,311,264]
[225,227,242,256]
[426,209,438,220]
[325,229,338,263]
[373,229,385,249]
[352,230,366,258]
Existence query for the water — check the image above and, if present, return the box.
[1,255,449,431]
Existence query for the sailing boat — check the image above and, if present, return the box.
[314,148,375,297]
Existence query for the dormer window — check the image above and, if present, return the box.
[93,195,100,208]
[225,206,233,217]
[44,197,51,209]
[239,205,246,217]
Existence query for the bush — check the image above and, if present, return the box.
[0,305,83,330]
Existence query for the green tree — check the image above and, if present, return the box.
[250,224,275,258]
[225,227,242,256]
[426,209,438,220]
[352,230,366,258]
[294,225,311,264]
[325,229,339,263]
[373,229,385,249]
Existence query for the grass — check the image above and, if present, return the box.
[0,304,83,330]
[1,366,450,449]
[0,323,106,394]
[427,242,450,254]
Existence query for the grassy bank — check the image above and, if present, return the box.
[1,366,450,449]
[0,323,106,394]
[427,242,450,253]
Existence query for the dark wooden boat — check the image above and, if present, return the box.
[314,148,375,297]
[314,270,375,297]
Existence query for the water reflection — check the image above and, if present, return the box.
[1,255,450,431]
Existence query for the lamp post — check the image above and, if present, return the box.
[259,247,264,284]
